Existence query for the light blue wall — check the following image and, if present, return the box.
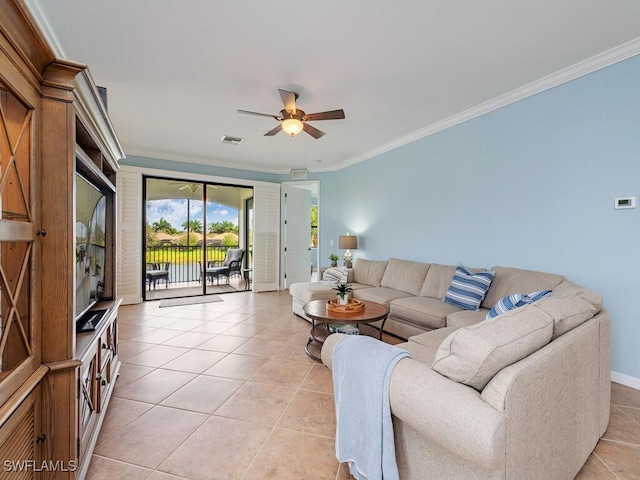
[326,55,640,378]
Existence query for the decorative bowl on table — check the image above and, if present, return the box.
[326,298,365,313]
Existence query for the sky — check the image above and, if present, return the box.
[146,199,237,230]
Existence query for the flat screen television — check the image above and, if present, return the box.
[75,172,107,323]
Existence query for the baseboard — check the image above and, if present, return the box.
[611,371,640,390]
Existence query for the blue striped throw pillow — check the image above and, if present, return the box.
[485,289,552,320]
[443,265,495,311]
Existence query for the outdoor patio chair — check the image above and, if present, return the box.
[204,249,244,285]
[146,262,170,290]
[198,260,217,284]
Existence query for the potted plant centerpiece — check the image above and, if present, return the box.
[333,282,353,305]
[329,253,339,267]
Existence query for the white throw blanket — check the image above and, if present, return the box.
[332,335,412,480]
[321,266,348,286]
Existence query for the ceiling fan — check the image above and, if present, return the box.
[238,89,345,139]
[168,182,217,194]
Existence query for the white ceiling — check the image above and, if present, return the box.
[27,1,640,174]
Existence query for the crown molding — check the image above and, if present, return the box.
[337,37,640,172]
[21,0,66,58]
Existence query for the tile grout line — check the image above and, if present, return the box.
[592,451,621,480]
[102,311,238,477]
[93,395,155,448]
[109,314,250,478]
[90,453,155,476]
[614,406,640,431]
[599,437,640,449]
[153,326,294,479]
[239,356,327,480]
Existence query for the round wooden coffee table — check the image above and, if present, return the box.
[303,299,390,361]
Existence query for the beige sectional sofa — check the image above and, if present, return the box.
[321,278,610,479]
[290,258,566,338]
[292,257,610,478]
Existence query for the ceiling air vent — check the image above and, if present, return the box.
[291,169,308,180]
[221,135,244,145]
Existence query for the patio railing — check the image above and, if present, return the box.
[145,245,244,284]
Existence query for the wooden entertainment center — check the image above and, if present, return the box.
[0,1,125,478]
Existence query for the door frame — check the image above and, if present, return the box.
[280,180,320,288]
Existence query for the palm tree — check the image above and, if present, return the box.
[182,219,203,233]
[151,217,177,234]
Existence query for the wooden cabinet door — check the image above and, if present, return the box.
[0,387,41,480]
[0,77,40,407]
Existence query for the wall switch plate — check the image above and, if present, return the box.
[329,239,334,246]
[614,196,636,209]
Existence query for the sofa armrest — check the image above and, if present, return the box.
[321,334,506,470]
[389,360,505,469]
[320,332,346,369]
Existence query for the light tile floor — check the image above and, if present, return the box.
[87,291,640,480]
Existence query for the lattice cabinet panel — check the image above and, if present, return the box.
[0,81,37,388]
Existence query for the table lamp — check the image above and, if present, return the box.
[338,235,358,268]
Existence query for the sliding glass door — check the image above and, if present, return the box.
[143,176,252,300]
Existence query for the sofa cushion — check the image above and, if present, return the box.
[552,280,603,311]
[531,295,598,340]
[444,265,495,311]
[409,326,458,349]
[419,264,457,298]
[290,281,368,304]
[482,266,564,310]
[432,306,554,390]
[394,341,437,364]
[390,297,461,330]
[403,327,459,364]
[352,287,413,306]
[485,290,552,320]
[347,268,355,283]
[446,309,488,329]
[289,282,338,304]
[353,258,388,287]
[380,258,430,296]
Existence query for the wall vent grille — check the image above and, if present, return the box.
[221,135,244,145]
[291,169,308,180]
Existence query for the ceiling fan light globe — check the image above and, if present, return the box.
[282,118,303,136]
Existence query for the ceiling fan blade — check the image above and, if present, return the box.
[264,124,283,136]
[279,89,298,114]
[303,109,346,121]
[302,122,325,139]
[238,109,280,120]
[177,183,202,194]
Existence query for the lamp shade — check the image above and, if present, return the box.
[338,235,357,250]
